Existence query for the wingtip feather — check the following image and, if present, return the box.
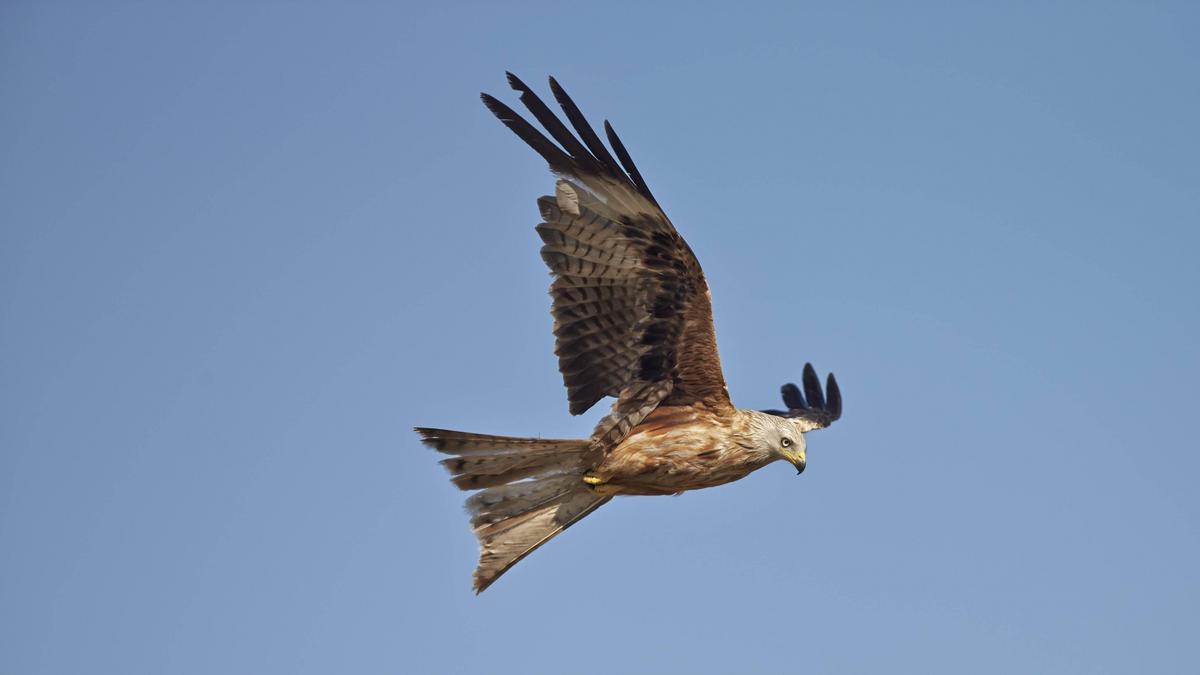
[801,363,825,409]
[781,382,805,410]
[826,373,842,421]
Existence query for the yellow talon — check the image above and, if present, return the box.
[584,474,620,495]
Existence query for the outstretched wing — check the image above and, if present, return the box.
[482,74,731,446]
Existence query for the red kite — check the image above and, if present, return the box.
[417,74,842,593]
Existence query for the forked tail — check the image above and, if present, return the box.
[415,427,609,593]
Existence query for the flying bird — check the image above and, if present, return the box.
[417,74,843,593]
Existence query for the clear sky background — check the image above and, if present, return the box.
[3,2,1198,673]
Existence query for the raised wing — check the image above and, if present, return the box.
[482,74,732,443]
[762,363,843,432]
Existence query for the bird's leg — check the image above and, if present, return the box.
[583,472,622,495]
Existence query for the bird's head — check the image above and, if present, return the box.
[764,417,809,474]
[757,363,842,475]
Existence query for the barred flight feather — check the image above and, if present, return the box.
[553,300,637,324]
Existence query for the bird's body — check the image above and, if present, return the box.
[418,74,843,592]
[588,406,772,496]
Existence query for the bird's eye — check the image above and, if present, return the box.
[781,437,793,448]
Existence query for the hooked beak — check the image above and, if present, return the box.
[786,452,806,475]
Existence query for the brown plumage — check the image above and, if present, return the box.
[416,74,843,593]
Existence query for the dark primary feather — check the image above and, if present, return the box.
[781,382,805,410]
[506,73,599,173]
[548,77,624,178]
[482,74,731,426]
[482,74,656,206]
[824,373,843,421]
[802,363,826,409]
[479,94,573,171]
[604,120,656,206]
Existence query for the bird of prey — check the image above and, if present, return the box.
[417,73,842,593]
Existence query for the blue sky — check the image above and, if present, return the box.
[2,1,1198,673]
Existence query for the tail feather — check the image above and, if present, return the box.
[440,450,581,490]
[416,427,609,593]
[473,489,609,593]
[417,427,583,455]
[467,474,579,526]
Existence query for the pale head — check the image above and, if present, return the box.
[764,413,810,474]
